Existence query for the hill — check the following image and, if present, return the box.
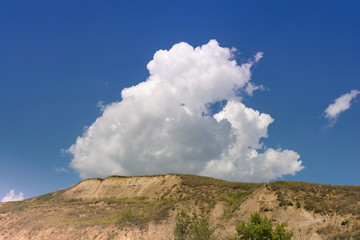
[1,174,359,239]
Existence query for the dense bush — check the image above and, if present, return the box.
[234,212,293,240]
[174,210,216,240]
[174,210,292,240]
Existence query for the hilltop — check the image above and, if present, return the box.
[1,174,359,239]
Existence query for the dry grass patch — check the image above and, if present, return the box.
[267,181,360,215]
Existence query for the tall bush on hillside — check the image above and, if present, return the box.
[174,210,216,240]
[235,211,293,240]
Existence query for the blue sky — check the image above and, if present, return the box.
[1,1,359,200]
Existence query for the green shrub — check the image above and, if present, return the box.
[235,212,293,240]
[276,192,293,207]
[223,191,254,218]
[120,209,134,220]
[174,210,216,240]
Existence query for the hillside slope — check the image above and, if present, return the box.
[1,174,359,239]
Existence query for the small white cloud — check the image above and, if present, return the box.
[2,189,24,202]
[245,82,265,96]
[67,40,303,182]
[55,167,68,173]
[254,52,263,62]
[243,52,264,96]
[324,89,360,126]
[96,100,106,112]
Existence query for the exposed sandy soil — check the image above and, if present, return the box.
[62,175,181,200]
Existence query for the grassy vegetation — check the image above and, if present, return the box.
[177,174,262,190]
[120,209,134,220]
[316,224,360,239]
[34,192,55,204]
[60,208,149,228]
[63,198,174,226]
[276,191,293,207]
[267,181,360,215]
[10,174,261,229]
[0,200,30,213]
[222,191,254,218]
[0,192,175,230]
[173,174,261,216]
[2,175,360,240]
[0,190,68,214]
[174,210,217,240]
[102,196,147,204]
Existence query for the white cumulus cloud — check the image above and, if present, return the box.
[324,89,360,126]
[67,40,303,182]
[2,189,24,202]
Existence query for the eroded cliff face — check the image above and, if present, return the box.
[1,174,359,240]
[62,174,181,200]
